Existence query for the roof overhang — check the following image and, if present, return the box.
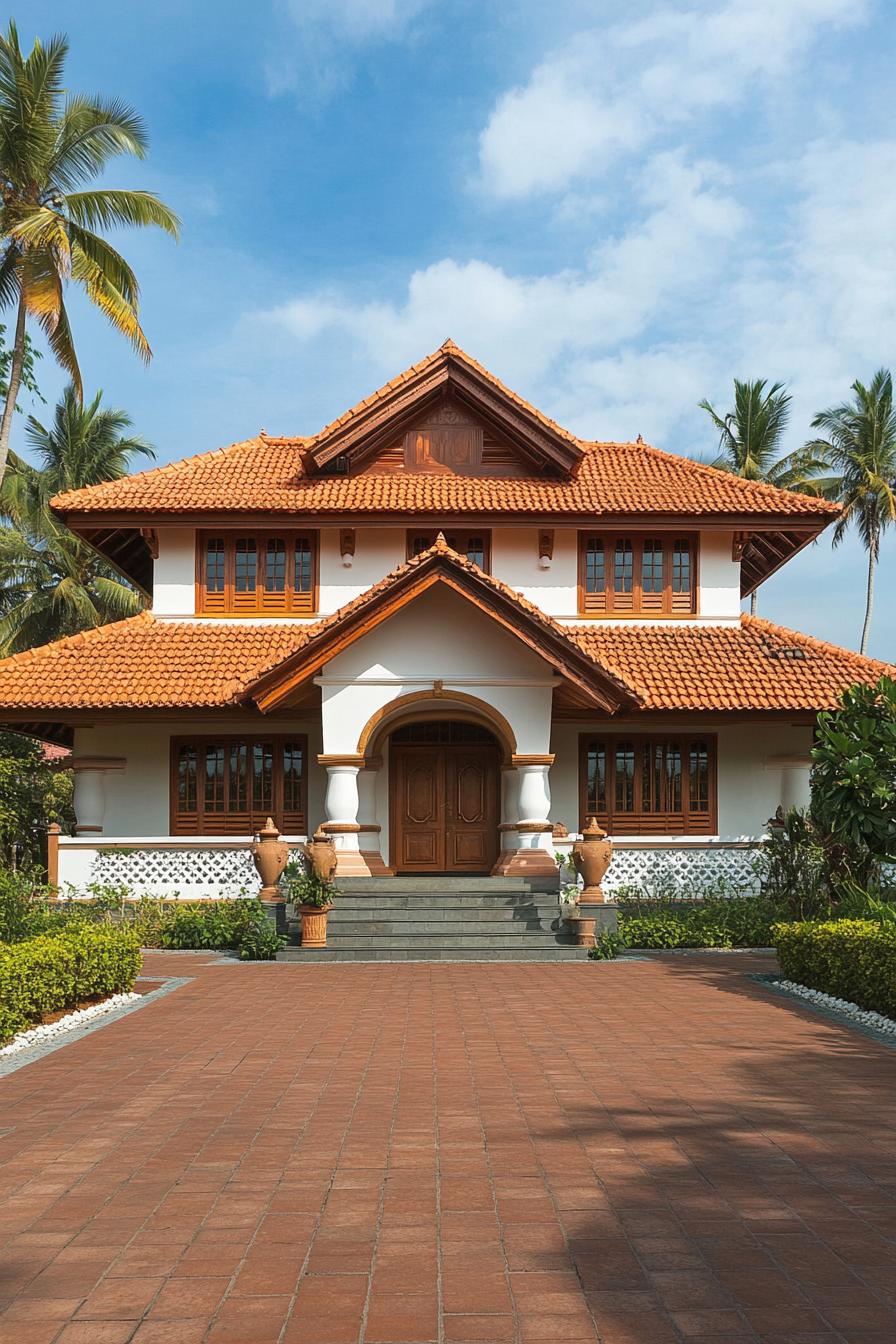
[303,347,584,476]
[247,545,637,715]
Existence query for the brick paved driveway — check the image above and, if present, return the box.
[1,951,896,1344]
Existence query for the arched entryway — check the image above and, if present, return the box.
[389,720,501,874]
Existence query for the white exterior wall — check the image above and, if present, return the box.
[152,528,197,616]
[69,716,325,838]
[548,719,813,839]
[321,585,554,757]
[151,525,743,623]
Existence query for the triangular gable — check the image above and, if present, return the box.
[302,340,583,477]
[248,536,636,714]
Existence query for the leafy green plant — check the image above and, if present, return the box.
[587,929,623,960]
[0,867,52,942]
[811,676,896,888]
[617,895,783,949]
[774,919,896,1017]
[754,808,830,919]
[156,897,283,960]
[0,924,140,1042]
[281,857,337,909]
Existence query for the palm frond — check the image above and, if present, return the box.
[64,190,180,238]
[49,94,147,188]
[70,245,151,362]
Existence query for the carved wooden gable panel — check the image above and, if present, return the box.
[358,397,532,477]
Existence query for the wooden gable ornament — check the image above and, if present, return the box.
[301,341,583,478]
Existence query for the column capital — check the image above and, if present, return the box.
[511,754,555,767]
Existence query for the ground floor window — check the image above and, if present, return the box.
[579,734,716,834]
[171,735,307,835]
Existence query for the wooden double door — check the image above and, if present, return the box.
[391,727,500,874]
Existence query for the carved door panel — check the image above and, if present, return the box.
[394,748,445,872]
[445,747,500,873]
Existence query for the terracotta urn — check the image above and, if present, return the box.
[303,829,338,883]
[571,817,613,902]
[299,903,333,949]
[250,817,290,900]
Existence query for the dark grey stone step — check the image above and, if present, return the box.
[327,896,563,910]
[277,946,588,963]
[336,876,559,895]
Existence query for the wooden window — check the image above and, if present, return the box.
[406,530,491,571]
[579,534,697,615]
[197,532,317,614]
[579,734,716,835]
[171,735,308,835]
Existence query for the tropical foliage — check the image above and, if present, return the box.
[0,20,179,483]
[698,378,826,614]
[804,369,896,653]
[0,385,152,652]
[0,731,73,868]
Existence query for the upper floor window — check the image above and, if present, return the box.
[197,532,317,614]
[580,734,716,835]
[579,533,696,615]
[406,530,491,571]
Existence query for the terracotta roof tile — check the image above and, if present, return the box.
[51,435,838,520]
[50,343,837,522]
[0,604,888,717]
[567,617,894,712]
[0,613,317,710]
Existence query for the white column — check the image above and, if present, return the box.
[516,763,552,850]
[780,764,811,812]
[323,765,361,852]
[70,757,126,835]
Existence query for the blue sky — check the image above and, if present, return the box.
[16,0,896,656]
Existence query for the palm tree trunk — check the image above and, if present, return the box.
[0,294,27,486]
[750,591,757,616]
[860,541,876,655]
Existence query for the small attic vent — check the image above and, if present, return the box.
[761,638,807,661]
[329,454,349,476]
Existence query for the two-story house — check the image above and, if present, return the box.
[0,341,889,900]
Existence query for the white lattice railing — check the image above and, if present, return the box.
[56,836,308,899]
[553,836,763,897]
[57,834,765,900]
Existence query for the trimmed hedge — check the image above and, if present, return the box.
[774,920,896,1018]
[618,897,781,950]
[0,926,141,1044]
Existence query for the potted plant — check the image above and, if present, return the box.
[281,855,338,949]
[560,882,596,947]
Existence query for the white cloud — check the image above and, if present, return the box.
[266,0,432,98]
[477,0,865,199]
[258,151,743,436]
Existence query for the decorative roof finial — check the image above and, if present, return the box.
[434,530,449,550]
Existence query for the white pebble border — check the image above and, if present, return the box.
[0,992,141,1058]
[776,979,896,1036]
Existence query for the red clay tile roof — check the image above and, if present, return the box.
[50,343,838,522]
[0,613,316,710]
[51,434,838,520]
[0,607,888,717]
[567,617,894,712]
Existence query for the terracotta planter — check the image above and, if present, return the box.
[250,817,290,900]
[299,903,333,949]
[303,830,338,883]
[571,817,613,902]
[566,914,596,947]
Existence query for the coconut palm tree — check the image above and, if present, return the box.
[804,369,896,655]
[0,385,153,653]
[0,21,179,484]
[699,378,826,614]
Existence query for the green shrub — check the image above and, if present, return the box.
[774,919,896,1017]
[755,809,831,919]
[0,925,141,1043]
[0,867,52,942]
[281,857,337,909]
[618,895,782,949]
[157,898,283,960]
[587,930,623,960]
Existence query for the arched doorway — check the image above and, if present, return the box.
[389,720,501,874]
